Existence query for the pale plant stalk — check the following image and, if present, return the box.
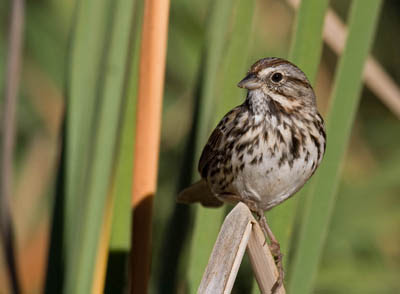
[130,0,170,293]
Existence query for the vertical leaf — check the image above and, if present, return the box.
[0,0,24,293]
[65,1,110,259]
[103,4,142,290]
[288,1,383,293]
[64,0,135,292]
[108,0,142,255]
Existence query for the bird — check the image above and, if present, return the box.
[178,57,326,292]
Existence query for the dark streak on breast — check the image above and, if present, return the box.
[291,133,300,159]
[258,153,263,164]
[279,152,287,167]
[277,130,285,144]
[247,146,254,155]
[310,134,321,160]
[263,130,269,142]
[305,151,310,162]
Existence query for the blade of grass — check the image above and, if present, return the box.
[64,0,135,292]
[88,0,137,293]
[288,1,383,293]
[65,0,111,267]
[103,90,136,293]
[92,190,114,294]
[44,123,66,294]
[188,0,255,291]
[104,1,143,292]
[267,0,329,265]
[130,0,170,292]
[0,0,24,293]
[108,0,141,255]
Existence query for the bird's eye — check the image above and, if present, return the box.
[271,72,283,83]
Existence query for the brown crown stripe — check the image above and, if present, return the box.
[250,58,297,73]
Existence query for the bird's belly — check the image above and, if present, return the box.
[230,144,319,211]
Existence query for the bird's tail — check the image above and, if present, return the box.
[177,180,223,207]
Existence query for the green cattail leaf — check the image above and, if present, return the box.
[64,0,135,292]
[288,1,382,293]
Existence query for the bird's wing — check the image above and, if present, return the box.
[198,106,241,178]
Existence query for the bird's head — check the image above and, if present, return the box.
[238,57,317,111]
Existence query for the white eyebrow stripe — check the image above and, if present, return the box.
[258,67,276,77]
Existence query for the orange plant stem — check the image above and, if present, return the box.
[131,0,170,293]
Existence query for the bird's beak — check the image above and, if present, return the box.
[237,73,263,90]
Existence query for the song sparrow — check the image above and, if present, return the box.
[178,57,326,292]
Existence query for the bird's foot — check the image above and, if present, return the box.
[269,241,284,294]
[256,211,284,294]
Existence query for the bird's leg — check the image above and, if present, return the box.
[256,210,284,294]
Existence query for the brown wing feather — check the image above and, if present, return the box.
[198,128,222,178]
[198,106,242,178]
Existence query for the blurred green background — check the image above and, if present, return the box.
[0,0,399,293]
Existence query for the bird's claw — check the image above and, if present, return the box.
[269,245,284,294]
[256,212,285,294]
